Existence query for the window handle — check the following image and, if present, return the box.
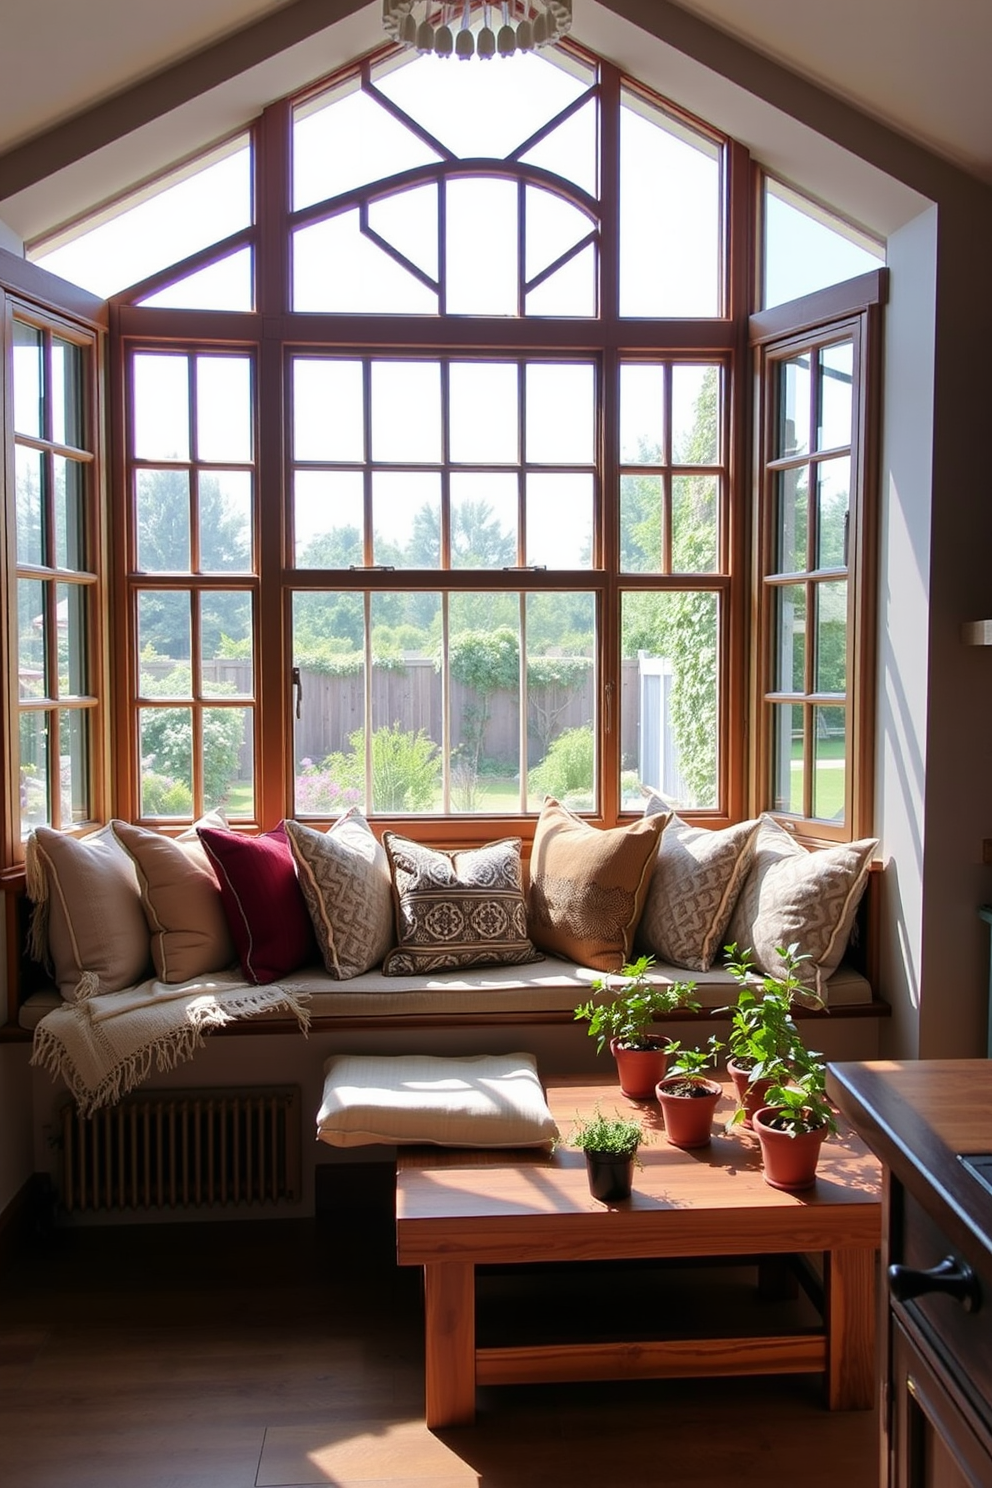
[292,665,303,721]
[604,679,614,735]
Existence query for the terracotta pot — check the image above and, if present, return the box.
[655,1075,722,1148]
[610,1037,670,1100]
[727,1059,776,1130]
[752,1107,829,1190]
[584,1150,635,1202]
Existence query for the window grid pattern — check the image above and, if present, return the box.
[128,348,257,822]
[761,328,859,830]
[12,314,99,838]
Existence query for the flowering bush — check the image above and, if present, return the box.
[294,759,362,815]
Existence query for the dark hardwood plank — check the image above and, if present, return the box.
[0,1201,878,1487]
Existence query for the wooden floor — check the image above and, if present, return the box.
[0,1177,880,1488]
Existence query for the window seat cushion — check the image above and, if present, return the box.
[18,954,874,1031]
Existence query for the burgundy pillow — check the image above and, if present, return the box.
[196,824,317,984]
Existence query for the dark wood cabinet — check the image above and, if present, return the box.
[827,1061,992,1488]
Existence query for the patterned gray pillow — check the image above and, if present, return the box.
[637,814,761,971]
[725,815,877,995]
[283,811,394,979]
[382,834,541,976]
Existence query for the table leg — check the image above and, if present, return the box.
[422,1261,476,1428]
[825,1245,877,1410]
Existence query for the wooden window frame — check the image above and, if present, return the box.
[750,268,885,843]
[104,44,752,844]
[1,290,108,868]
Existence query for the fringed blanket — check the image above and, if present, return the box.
[31,972,310,1116]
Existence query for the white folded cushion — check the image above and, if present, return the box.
[316,1051,558,1148]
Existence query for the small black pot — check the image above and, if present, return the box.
[584,1150,635,1202]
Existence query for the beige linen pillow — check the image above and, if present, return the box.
[316,1052,558,1148]
[637,814,761,971]
[382,834,540,975]
[26,824,152,1001]
[110,820,235,983]
[527,797,668,972]
[283,811,394,979]
[725,814,878,995]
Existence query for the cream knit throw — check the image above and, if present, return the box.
[31,971,310,1116]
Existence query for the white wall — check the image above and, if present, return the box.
[876,206,937,1058]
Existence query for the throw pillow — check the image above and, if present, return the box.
[637,813,762,971]
[25,824,152,1001]
[283,811,394,979]
[725,814,878,995]
[197,823,318,984]
[382,834,540,975]
[527,797,668,972]
[110,820,236,983]
[316,1052,558,1148]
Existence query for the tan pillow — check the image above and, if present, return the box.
[26,824,152,1001]
[317,1052,558,1148]
[725,814,878,995]
[283,811,394,979]
[638,814,761,971]
[527,797,668,972]
[382,834,541,976]
[110,820,235,983]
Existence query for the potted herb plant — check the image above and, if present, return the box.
[574,955,700,1100]
[721,942,823,1129]
[751,1044,838,1190]
[569,1106,645,1202]
[654,1035,725,1149]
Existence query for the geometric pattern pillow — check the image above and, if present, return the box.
[283,811,394,980]
[26,824,152,1001]
[197,823,318,984]
[725,814,877,996]
[526,797,668,973]
[382,834,540,976]
[110,819,236,984]
[637,814,761,971]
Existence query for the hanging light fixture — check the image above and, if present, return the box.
[382,2,572,60]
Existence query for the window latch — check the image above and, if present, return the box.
[349,564,395,571]
[292,665,303,720]
[501,564,548,571]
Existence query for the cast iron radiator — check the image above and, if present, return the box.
[58,1086,302,1212]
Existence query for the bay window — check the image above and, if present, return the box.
[0,34,885,868]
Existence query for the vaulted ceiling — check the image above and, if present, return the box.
[1,0,986,249]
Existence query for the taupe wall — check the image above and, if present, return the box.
[0,910,33,1213]
[0,215,22,255]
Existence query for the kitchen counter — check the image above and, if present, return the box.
[827,1059,992,1488]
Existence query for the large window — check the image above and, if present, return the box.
[5,36,884,852]
[752,274,883,840]
[111,41,742,835]
[5,308,102,846]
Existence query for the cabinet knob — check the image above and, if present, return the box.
[887,1255,981,1312]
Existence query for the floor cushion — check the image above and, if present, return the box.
[316,1051,558,1148]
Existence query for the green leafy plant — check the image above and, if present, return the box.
[568,1106,644,1159]
[665,1034,725,1081]
[574,955,700,1053]
[761,1043,838,1137]
[721,942,814,1076]
[317,723,440,811]
[528,724,595,802]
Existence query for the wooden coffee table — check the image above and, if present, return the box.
[396,1075,881,1427]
